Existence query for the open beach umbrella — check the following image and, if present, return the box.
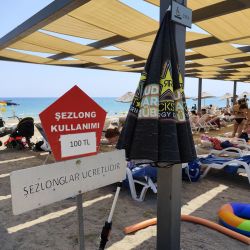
[193,92,216,107]
[115,91,134,103]
[193,92,215,100]
[184,95,193,99]
[220,93,233,100]
[6,101,19,106]
[220,93,233,107]
[117,11,196,164]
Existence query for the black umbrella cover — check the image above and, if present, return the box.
[117,12,196,165]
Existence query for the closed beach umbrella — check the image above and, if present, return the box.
[117,12,196,163]
[115,91,134,103]
[116,11,196,249]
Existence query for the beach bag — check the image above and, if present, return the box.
[182,160,201,182]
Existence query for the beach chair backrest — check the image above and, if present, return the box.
[35,123,48,141]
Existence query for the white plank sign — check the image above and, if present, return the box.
[10,150,126,215]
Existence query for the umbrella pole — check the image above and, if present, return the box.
[157,165,182,249]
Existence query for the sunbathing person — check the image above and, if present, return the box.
[201,109,221,129]
[232,99,248,137]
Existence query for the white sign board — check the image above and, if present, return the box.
[60,132,96,158]
[10,150,126,215]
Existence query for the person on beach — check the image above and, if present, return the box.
[232,99,248,137]
[104,119,121,144]
[243,94,249,104]
[191,104,197,112]
[201,109,221,129]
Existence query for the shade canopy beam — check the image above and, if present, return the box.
[0,0,91,50]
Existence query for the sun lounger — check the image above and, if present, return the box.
[190,117,209,133]
[125,162,157,202]
[125,162,193,201]
[210,147,244,157]
[199,135,250,155]
[190,114,220,133]
[200,154,250,184]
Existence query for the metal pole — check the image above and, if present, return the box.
[157,0,186,249]
[198,78,202,114]
[77,194,85,250]
[233,80,237,104]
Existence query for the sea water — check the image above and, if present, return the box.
[0,97,131,119]
[0,97,227,119]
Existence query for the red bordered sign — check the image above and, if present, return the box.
[39,85,107,161]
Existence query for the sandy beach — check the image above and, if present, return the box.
[2,0,250,249]
[0,121,250,250]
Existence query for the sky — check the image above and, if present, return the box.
[0,0,250,98]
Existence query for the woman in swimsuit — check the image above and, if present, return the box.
[232,99,248,137]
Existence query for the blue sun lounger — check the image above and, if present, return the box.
[124,162,157,202]
[124,162,197,201]
[200,154,250,184]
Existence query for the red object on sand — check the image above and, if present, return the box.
[39,85,107,161]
